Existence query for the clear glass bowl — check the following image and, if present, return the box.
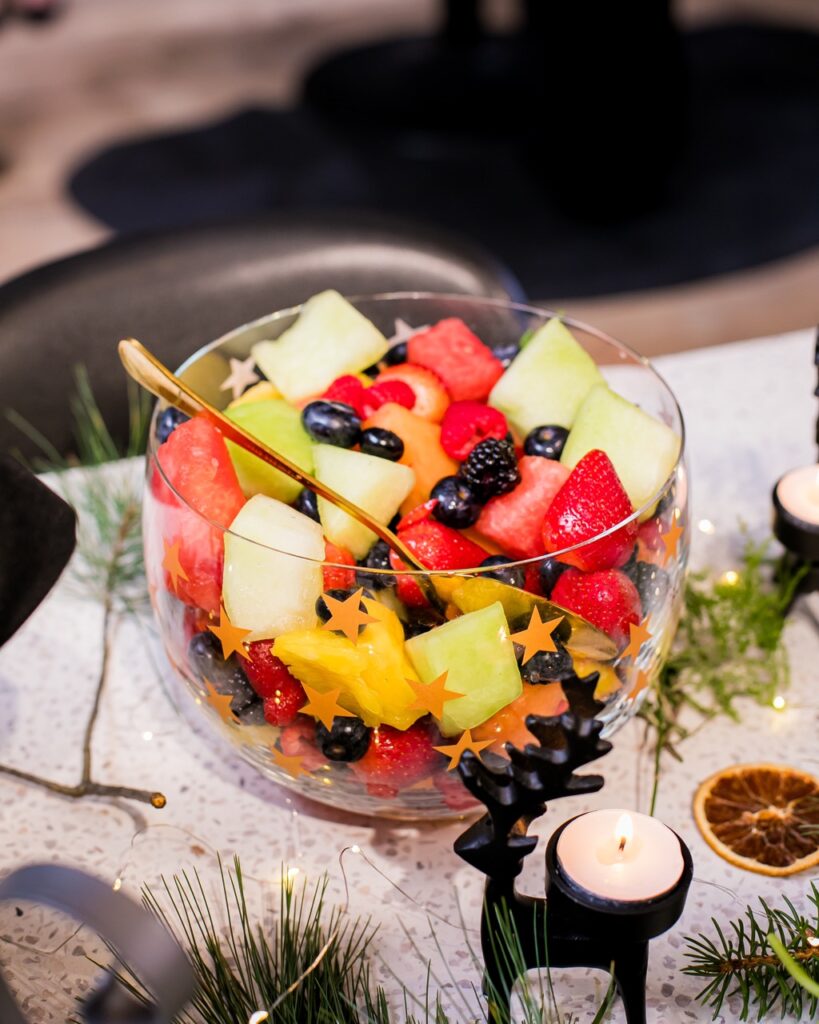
[143,294,688,820]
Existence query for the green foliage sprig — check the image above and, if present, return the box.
[641,538,805,812]
[684,885,819,1021]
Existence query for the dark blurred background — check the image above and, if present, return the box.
[0,0,818,359]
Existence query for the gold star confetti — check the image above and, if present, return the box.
[388,317,428,346]
[510,609,564,665]
[320,588,377,643]
[219,355,260,401]
[202,679,237,724]
[622,618,652,661]
[434,729,493,771]
[301,684,354,730]
[162,538,188,594]
[271,747,311,779]
[208,604,252,660]
[630,668,651,699]
[408,672,464,719]
[660,517,684,565]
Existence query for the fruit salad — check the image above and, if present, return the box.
[143,292,688,819]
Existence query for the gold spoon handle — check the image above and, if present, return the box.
[118,338,428,573]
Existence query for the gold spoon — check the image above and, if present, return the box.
[118,338,429,575]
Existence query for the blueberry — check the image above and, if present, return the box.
[362,363,381,379]
[538,557,570,598]
[431,475,481,528]
[384,341,408,365]
[624,560,670,615]
[188,632,256,713]
[316,716,371,762]
[479,554,525,590]
[155,407,189,445]
[524,425,569,461]
[493,340,520,368]
[237,699,266,726]
[518,644,574,684]
[301,401,361,448]
[357,539,395,590]
[388,512,402,532]
[294,487,320,522]
[403,618,434,640]
[360,427,404,462]
[315,588,369,631]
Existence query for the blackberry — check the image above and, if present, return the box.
[316,716,371,762]
[301,401,361,448]
[295,487,320,523]
[188,632,256,714]
[431,475,481,528]
[383,341,408,366]
[237,699,266,726]
[155,407,189,445]
[518,643,574,684]
[459,438,520,500]
[360,427,404,462]
[357,539,395,590]
[524,425,569,461]
[624,560,670,615]
[538,557,570,598]
[479,554,525,590]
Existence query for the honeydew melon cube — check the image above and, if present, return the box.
[489,317,604,434]
[251,290,389,403]
[225,399,313,503]
[314,445,415,559]
[406,601,522,736]
[222,494,324,639]
[561,384,681,510]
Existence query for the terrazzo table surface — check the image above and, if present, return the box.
[1,329,817,1022]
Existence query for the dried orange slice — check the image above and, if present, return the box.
[694,763,819,876]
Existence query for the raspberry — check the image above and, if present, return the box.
[375,364,449,422]
[322,375,369,417]
[459,438,520,500]
[440,401,509,461]
[366,379,415,411]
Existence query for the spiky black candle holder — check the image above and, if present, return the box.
[454,670,692,1024]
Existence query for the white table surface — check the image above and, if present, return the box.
[1,328,818,1023]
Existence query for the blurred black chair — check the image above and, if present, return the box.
[0,210,522,459]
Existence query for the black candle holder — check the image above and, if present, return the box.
[773,478,819,601]
[453,670,693,1024]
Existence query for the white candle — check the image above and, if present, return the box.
[556,809,684,902]
[776,465,819,526]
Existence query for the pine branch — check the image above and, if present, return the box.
[683,885,819,1020]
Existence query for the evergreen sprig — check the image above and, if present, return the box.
[683,885,819,1021]
[641,537,805,812]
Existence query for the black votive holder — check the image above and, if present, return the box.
[772,476,819,602]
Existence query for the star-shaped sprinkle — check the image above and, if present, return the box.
[630,668,651,698]
[220,355,260,401]
[162,538,188,594]
[320,588,377,643]
[434,729,493,771]
[202,679,238,724]
[622,618,652,661]
[660,516,684,565]
[408,672,464,719]
[271,747,311,779]
[389,317,428,346]
[208,604,251,660]
[510,609,564,665]
[301,684,354,730]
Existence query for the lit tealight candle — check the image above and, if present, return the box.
[555,808,685,903]
[773,465,819,565]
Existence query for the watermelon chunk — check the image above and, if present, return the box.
[152,415,246,612]
[475,456,570,560]
[408,318,503,402]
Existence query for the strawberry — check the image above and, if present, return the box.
[322,541,357,591]
[395,519,488,571]
[279,716,326,770]
[440,401,509,461]
[376,364,450,422]
[551,568,640,645]
[434,770,480,812]
[241,640,306,725]
[542,449,637,571]
[408,318,504,402]
[396,499,437,532]
[475,456,570,560]
[390,558,430,609]
[350,722,438,797]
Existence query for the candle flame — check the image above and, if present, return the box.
[615,813,633,853]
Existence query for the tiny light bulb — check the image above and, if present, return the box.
[772,695,786,711]
[720,570,739,587]
[698,518,716,535]
[112,877,122,892]
[615,813,633,853]
[249,1012,270,1024]
[806,928,819,948]
[351,845,361,854]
